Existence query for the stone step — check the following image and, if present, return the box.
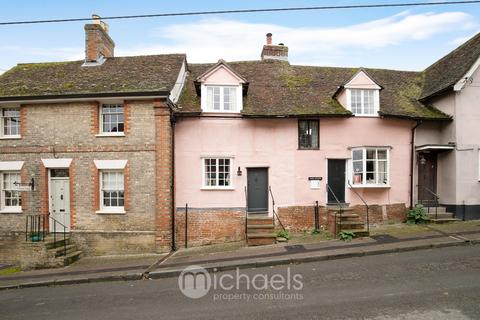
[58,250,82,266]
[247,225,275,233]
[338,221,365,229]
[423,206,447,214]
[430,218,462,224]
[426,212,454,219]
[44,237,71,249]
[247,217,273,225]
[339,229,370,237]
[328,207,354,212]
[48,244,78,257]
[247,233,276,246]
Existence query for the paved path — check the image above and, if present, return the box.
[1,245,479,319]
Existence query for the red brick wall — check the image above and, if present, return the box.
[20,106,27,137]
[154,100,174,250]
[91,163,99,212]
[69,161,76,229]
[349,203,407,224]
[277,205,328,232]
[90,102,99,135]
[175,208,245,248]
[39,163,48,215]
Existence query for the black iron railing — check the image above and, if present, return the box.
[25,213,67,256]
[417,185,440,219]
[269,186,285,231]
[326,184,343,237]
[244,186,248,238]
[347,181,370,234]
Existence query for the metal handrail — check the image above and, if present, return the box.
[244,186,248,239]
[326,184,343,237]
[417,185,440,219]
[269,186,285,231]
[48,214,67,256]
[347,181,370,233]
[25,213,67,256]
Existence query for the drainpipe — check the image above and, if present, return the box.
[410,120,422,209]
[170,106,177,252]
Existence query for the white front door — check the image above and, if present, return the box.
[50,178,70,232]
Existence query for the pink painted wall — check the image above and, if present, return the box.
[175,117,414,211]
[199,66,242,85]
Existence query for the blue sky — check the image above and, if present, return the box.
[0,0,479,73]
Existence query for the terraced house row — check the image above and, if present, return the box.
[1,16,479,267]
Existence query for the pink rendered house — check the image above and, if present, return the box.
[174,34,450,246]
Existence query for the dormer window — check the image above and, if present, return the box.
[342,70,381,117]
[206,86,237,112]
[197,60,246,114]
[349,89,378,116]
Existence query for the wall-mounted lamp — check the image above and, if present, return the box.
[237,167,242,176]
[419,155,426,165]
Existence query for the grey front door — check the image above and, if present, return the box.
[327,159,346,203]
[247,168,268,213]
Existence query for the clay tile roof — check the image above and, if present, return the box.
[0,54,186,99]
[421,32,480,100]
[177,60,450,120]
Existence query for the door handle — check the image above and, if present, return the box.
[60,195,63,200]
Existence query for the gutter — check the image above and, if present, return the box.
[0,91,171,103]
[410,120,422,209]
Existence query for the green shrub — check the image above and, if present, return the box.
[311,228,321,235]
[339,230,355,242]
[276,230,291,240]
[406,204,429,224]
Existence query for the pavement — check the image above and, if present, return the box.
[1,222,480,290]
[2,245,480,320]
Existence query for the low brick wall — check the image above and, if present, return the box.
[277,205,328,232]
[278,203,407,233]
[175,207,246,248]
[349,203,407,224]
[70,230,157,256]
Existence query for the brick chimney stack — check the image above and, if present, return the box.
[84,14,115,63]
[261,33,288,61]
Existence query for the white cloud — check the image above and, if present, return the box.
[116,11,476,65]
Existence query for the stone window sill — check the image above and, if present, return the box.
[0,208,23,214]
[201,187,235,191]
[95,133,125,137]
[0,135,21,140]
[349,184,391,189]
[96,209,126,215]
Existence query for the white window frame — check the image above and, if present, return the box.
[201,85,242,113]
[97,103,125,137]
[0,107,21,139]
[99,170,125,213]
[0,171,22,213]
[346,89,380,117]
[201,157,234,190]
[349,147,390,188]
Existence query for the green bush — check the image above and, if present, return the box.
[311,228,321,235]
[339,230,355,242]
[406,204,429,224]
[276,230,291,240]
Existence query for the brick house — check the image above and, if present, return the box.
[0,18,186,264]
[173,33,452,246]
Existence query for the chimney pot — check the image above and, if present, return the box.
[266,33,272,45]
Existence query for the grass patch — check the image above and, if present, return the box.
[370,223,431,237]
[0,266,21,276]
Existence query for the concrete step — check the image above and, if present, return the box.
[430,218,462,224]
[338,221,365,229]
[328,207,354,212]
[339,229,370,237]
[44,237,71,249]
[58,250,82,266]
[247,233,276,246]
[426,212,454,219]
[247,217,273,225]
[247,224,275,233]
[424,206,447,214]
[48,244,78,257]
